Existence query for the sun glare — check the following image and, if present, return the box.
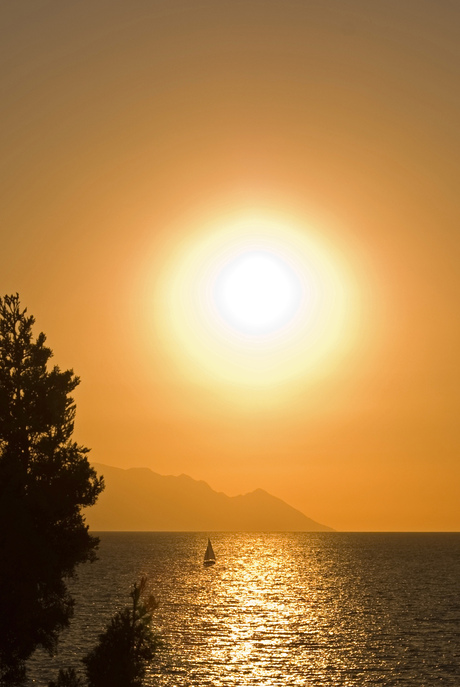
[213,251,303,335]
[151,212,358,395]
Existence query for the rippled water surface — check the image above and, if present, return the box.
[29,533,460,686]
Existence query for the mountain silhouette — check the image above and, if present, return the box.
[86,463,333,531]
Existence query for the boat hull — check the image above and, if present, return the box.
[203,559,216,567]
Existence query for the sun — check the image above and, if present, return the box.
[213,251,303,335]
[150,211,358,395]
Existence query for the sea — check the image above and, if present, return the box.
[28,532,460,686]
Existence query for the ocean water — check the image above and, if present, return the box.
[28,533,460,686]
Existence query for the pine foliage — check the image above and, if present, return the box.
[83,577,159,687]
[0,294,104,684]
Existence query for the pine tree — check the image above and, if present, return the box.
[0,294,104,684]
[83,578,159,687]
[48,667,84,687]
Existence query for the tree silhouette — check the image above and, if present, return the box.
[83,577,159,687]
[0,294,104,685]
[48,667,84,687]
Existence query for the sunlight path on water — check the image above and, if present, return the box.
[28,533,460,686]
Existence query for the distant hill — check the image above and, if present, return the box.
[85,463,333,532]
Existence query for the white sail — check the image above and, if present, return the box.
[204,538,215,564]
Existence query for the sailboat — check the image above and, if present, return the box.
[203,538,216,567]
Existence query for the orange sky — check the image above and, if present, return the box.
[1,1,459,531]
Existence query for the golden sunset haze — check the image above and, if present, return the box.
[1,1,459,531]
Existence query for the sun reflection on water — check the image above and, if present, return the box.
[149,534,362,686]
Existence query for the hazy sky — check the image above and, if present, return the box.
[1,1,459,531]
